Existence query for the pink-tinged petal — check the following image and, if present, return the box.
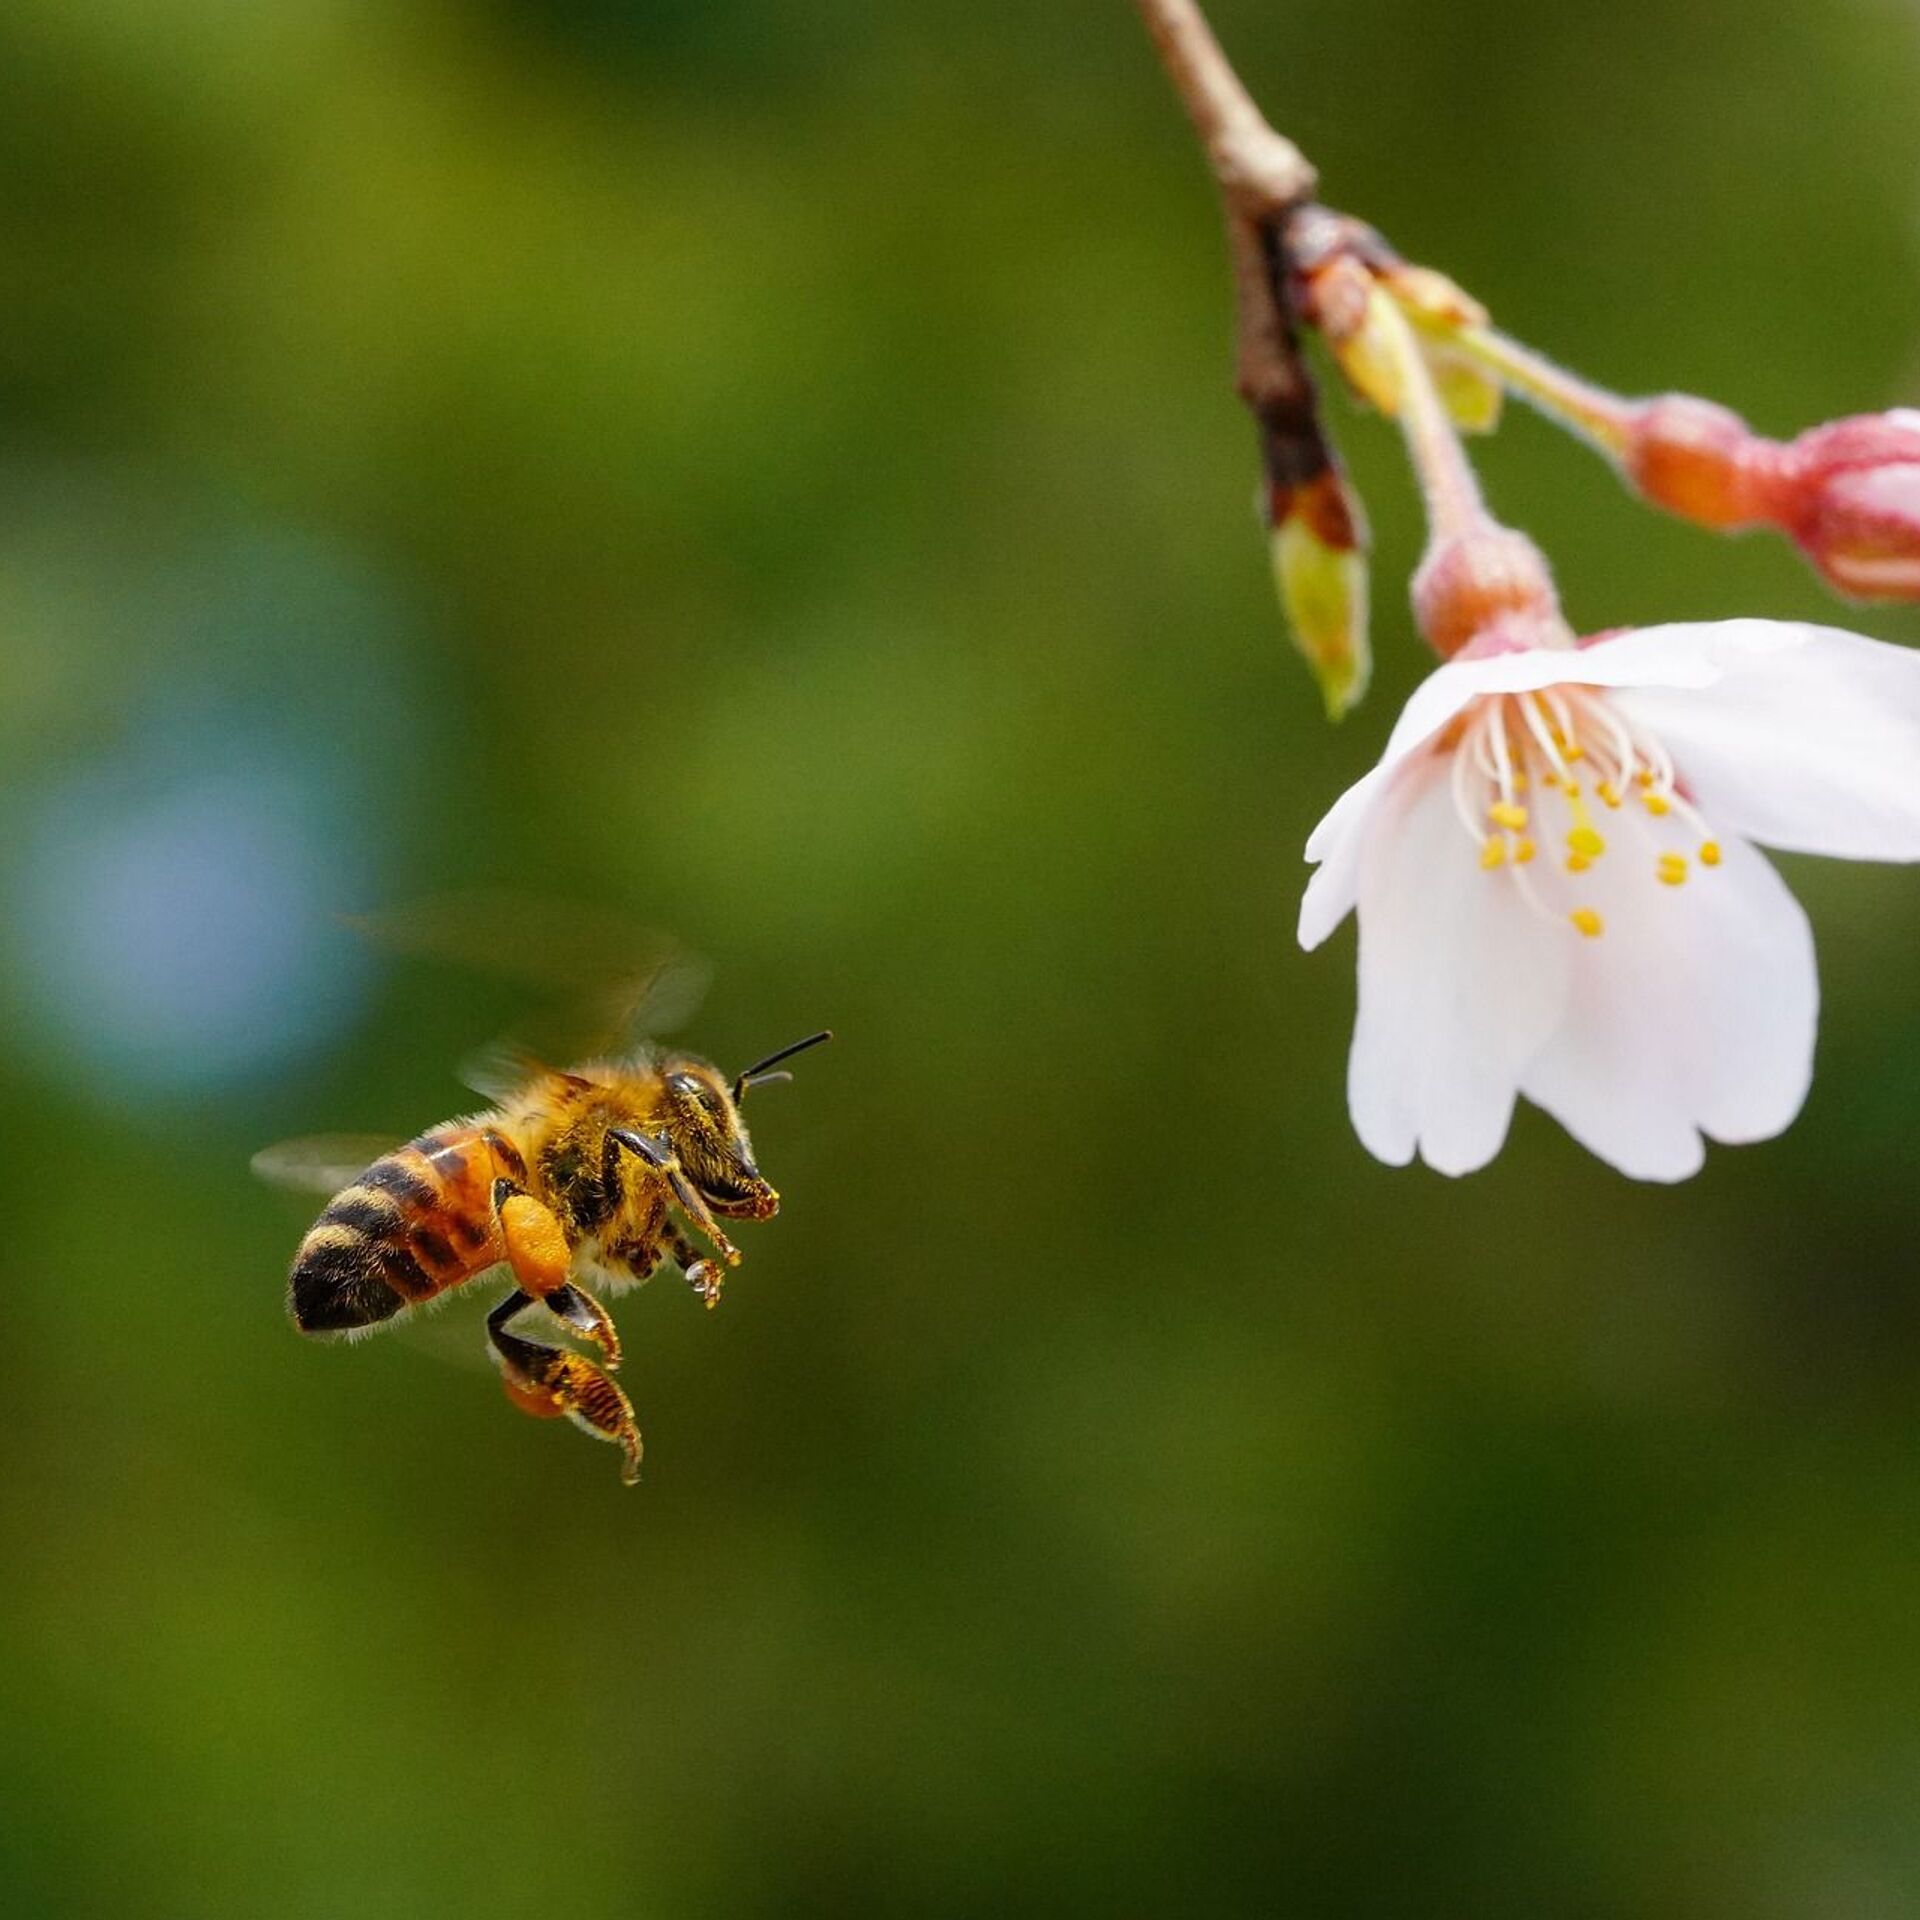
[1616,624,1920,859]
[1517,828,1814,1180]
[1300,628,1726,950]
[1373,627,1725,767]
[1300,762,1393,950]
[1346,757,1571,1175]
[1684,836,1818,1143]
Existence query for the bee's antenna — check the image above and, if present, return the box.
[733,1029,833,1103]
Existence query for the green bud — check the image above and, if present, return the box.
[1273,468,1371,719]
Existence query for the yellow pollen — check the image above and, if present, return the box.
[1480,837,1508,870]
[1515,837,1536,864]
[1567,851,1592,873]
[1596,781,1621,808]
[1634,768,1654,787]
[1643,792,1671,817]
[1567,825,1606,859]
[1512,771,1529,792]
[1488,801,1528,831]
[1571,908,1604,938]
[1564,742,1585,762]
[1657,853,1688,887]
[1699,841,1721,867]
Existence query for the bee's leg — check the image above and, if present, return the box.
[663,1220,726,1310]
[608,1128,741,1269]
[490,1178,621,1369]
[488,1289,643,1486]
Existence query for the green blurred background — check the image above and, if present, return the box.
[4,1,1920,1913]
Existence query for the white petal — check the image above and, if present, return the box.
[1615,624,1920,860]
[1299,763,1392,950]
[1373,627,1727,768]
[1517,826,1815,1180]
[1300,628,1725,951]
[1346,757,1571,1175]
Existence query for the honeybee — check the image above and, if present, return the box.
[258,1007,830,1485]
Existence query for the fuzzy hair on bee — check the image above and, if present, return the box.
[258,1029,831,1484]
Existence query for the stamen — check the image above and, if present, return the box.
[1480,837,1507,870]
[1507,852,1561,926]
[1663,787,1717,845]
[1451,717,1488,846]
[1486,700,1519,808]
[1514,837,1536,864]
[1700,841,1721,867]
[1470,705,1502,781]
[1582,693,1643,792]
[1638,725,1676,796]
[1570,908,1604,938]
[1657,852,1688,886]
[1643,791,1671,817]
[1488,800,1528,832]
[1518,695,1574,787]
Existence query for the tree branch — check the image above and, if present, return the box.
[1134,0,1316,213]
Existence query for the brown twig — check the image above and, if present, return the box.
[1137,0,1331,495]
[1134,0,1316,214]
[1227,212,1331,509]
[1139,1,1345,548]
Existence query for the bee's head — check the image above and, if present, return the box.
[658,1031,830,1221]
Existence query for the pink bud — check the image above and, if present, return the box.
[1621,395,1775,529]
[1411,523,1565,659]
[1773,411,1920,598]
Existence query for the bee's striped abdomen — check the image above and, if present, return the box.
[287,1126,513,1336]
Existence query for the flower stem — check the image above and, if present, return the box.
[1371,295,1488,542]
[1411,317,1636,459]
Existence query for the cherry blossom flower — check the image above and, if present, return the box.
[1299,619,1920,1179]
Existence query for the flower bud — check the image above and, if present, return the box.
[1424,344,1503,434]
[1307,258,1404,416]
[1621,395,1772,529]
[1273,466,1371,718]
[1773,410,1920,598]
[1411,522,1565,659]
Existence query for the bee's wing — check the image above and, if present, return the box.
[345,892,707,1017]
[392,1282,586,1376]
[450,946,711,1100]
[251,1134,405,1197]
[348,890,710,1087]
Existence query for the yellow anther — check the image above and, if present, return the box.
[1596,781,1621,808]
[1634,768,1654,787]
[1567,825,1606,859]
[1699,841,1721,867]
[1480,837,1508,870]
[1512,771,1529,792]
[1570,908,1604,938]
[1657,853,1688,887]
[1487,801,1528,832]
[1564,742,1585,762]
[1515,837,1536,864]
[1567,851,1592,873]
[1643,792,1671,817]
